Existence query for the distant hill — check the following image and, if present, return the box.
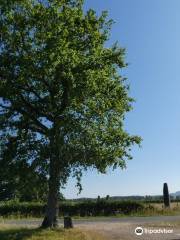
[69,195,161,201]
[69,191,180,201]
[170,191,180,198]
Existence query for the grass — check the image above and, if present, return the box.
[0,225,105,240]
[138,202,180,217]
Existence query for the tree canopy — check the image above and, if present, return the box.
[0,136,48,201]
[0,0,141,227]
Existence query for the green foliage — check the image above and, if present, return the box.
[0,133,48,201]
[0,201,45,217]
[0,147,48,201]
[0,200,144,217]
[105,195,110,200]
[0,0,141,193]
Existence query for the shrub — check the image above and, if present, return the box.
[0,200,144,217]
[0,200,45,217]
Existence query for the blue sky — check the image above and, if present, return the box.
[62,0,180,198]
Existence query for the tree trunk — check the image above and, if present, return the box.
[41,127,61,228]
[41,182,59,227]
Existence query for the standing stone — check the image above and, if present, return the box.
[163,183,170,208]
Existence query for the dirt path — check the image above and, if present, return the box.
[78,222,180,240]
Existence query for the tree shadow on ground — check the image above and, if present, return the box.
[0,227,42,240]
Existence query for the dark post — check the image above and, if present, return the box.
[163,183,170,208]
[64,216,73,229]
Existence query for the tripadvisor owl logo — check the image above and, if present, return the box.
[135,227,144,235]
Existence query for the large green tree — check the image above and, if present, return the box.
[0,135,48,201]
[0,0,141,227]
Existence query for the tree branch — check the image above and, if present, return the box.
[19,93,53,121]
[0,101,48,134]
